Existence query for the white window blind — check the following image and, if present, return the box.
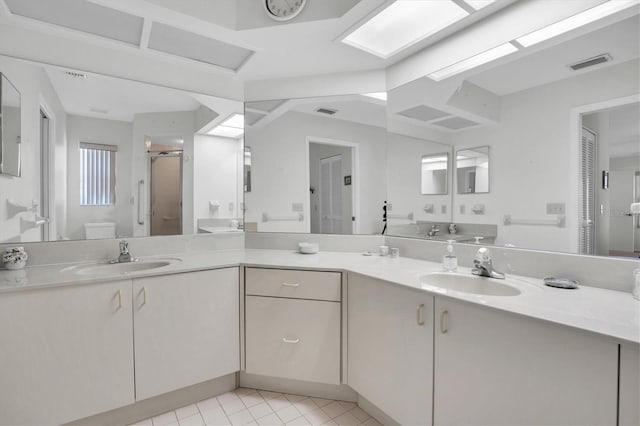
[579,128,596,255]
[80,143,117,206]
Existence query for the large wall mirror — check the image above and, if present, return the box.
[0,72,21,177]
[244,94,387,235]
[0,55,243,243]
[385,12,639,258]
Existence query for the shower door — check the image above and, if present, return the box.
[149,153,182,236]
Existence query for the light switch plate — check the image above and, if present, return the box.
[441,205,447,214]
[292,203,304,212]
[547,203,565,214]
[459,205,465,214]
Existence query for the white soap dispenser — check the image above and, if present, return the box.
[443,240,458,272]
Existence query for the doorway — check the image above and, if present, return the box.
[308,138,357,234]
[149,152,183,236]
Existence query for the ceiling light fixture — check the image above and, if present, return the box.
[427,43,518,81]
[207,113,244,139]
[516,0,639,47]
[463,0,497,10]
[341,0,470,58]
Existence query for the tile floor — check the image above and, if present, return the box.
[130,388,381,426]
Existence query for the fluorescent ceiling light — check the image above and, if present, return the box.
[427,43,518,81]
[342,0,469,58]
[463,0,497,10]
[363,92,388,101]
[516,0,639,47]
[207,113,245,138]
[422,156,448,164]
[221,113,244,128]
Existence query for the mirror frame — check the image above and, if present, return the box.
[420,151,450,196]
[455,145,490,195]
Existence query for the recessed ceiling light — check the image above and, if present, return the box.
[207,113,245,138]
[427,43,518,81]
[463,0,497,10]
[341,0,470,58]
[516,0,639,47]
[221,113,245,129]
[363,92,388,101]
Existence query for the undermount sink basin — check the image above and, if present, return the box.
[62,259,179,276]
[420,272,521,296]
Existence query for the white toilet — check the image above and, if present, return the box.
[84,222,116,239]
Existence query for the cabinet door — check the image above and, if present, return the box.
[133,268,239,400]
[434,297,618,426]
[620,343,640,426]
[245,296,341,384]
[348,273,434,426]
[0,281,134,425]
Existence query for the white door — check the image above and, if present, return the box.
[348,273,434,425]
[133,268,239,400]
[434,297,617,425]
[609,170,636,254]
[319,155,342,234]
[0,280,134,425]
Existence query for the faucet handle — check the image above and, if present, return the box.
[119,240,129,254]
[475,247,491,262]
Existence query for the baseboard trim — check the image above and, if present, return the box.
[357,395,399,426]
[239,372,357,402]
[64,373,237,426]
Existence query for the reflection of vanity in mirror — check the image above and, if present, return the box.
[385,10,639,258]
[0,55,243,243]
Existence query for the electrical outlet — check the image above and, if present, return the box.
[386,203,392,211]
[441,205,447,214]
[459,205,465,214]
[546,203,565,214]
[292,203,303,212]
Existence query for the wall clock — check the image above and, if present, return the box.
[264,0,307,21]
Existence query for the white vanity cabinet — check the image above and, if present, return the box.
[347,273,434,426]
[133,267,240,400]
[433,297,618,426]
[245,267,341,385]
[0,280,134,425]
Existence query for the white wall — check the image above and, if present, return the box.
[309,143,352,234]
[0,57,67,244]
[387,133,451,227]
[65,115,133,240]
[131,111,196,236]
[245,111,386,234]
[1,106,21,176]
[450,60,640,252]
[193,134,242,223]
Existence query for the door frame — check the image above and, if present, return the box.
[570,93,640,253]
[148,151,183,236]
[305,136,360,234]
[39,97,56,241]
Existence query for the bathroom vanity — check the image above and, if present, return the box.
[0,247,637,426]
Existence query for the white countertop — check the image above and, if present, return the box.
[1,249,638,345]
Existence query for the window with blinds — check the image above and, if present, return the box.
[80,143,117,206]
[579,128,596,255]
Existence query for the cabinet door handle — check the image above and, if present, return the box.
[140,287,147,306]
[282,282,300,287]
[440,310,448,334]
[416,303,425,326]
[282,337,300,344]
[115,289,122,310]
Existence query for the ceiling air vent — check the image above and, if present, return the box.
[568,54,612,71]
[65,71,87,79]
[315,107,338,115]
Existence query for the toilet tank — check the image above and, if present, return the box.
[84,222,116,240]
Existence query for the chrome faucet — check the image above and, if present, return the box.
[110,240,138,264]
[472,247,505,279]
[427,225,440,238]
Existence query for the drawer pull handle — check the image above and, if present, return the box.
[440,310,448,334]
[282,282,300,287]
[115,289,122,310]
[141,287,147,306]
[282,337,300,344]
[417,303,425,326]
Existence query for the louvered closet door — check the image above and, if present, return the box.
[579,127,596,255]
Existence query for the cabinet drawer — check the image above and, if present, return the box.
[245,296,340,385]
[245,267,341,301]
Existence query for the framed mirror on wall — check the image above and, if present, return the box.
[0,72,21,177]
[0,54,244,244]
[244,94,387,235]
[384,11,639,258]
